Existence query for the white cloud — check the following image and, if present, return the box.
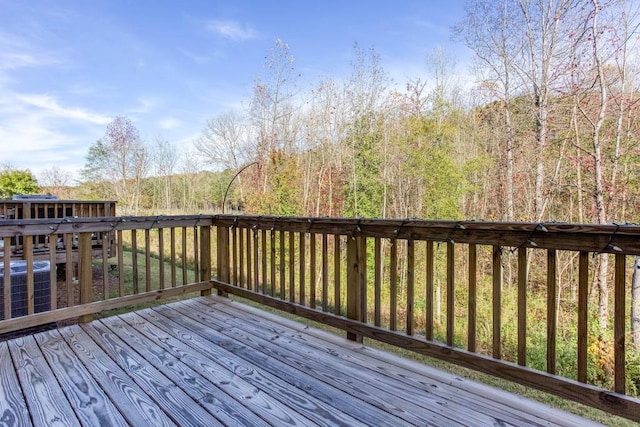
[15,94,111,124]
[127,97,159,114]
[206,20,257,41]
[158,117,182,130]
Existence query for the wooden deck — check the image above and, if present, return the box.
[1,296,604,427]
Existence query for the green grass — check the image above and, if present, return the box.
[93,249,201,318]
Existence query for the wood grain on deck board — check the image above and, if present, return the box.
[162,300,465,427]
[57,324,177,427]
[1,295,606,427]
[8,335,81,427]
[195,296,567,427]
[80,320,223,426]
[0,341,32,427]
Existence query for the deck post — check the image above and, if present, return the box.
[216,225,230,297]
[346,235,366,342]
[200,225,212,296]
[78,232,94,323]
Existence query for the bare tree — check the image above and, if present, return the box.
[194,110,248,170]
[455,0,522,221]
[246,39,303,214]
[151,138,179,212]
[38,166,73,198]
[515,0,578,221]
[82,116,148,214]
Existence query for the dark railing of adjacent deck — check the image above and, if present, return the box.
[1,214,639,422]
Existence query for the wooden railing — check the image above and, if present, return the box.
[210,215,640,422]
[0,199,117,262]
[2,214,640,421]
[0,215,213,334]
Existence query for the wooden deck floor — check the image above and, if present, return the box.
[0,296,604,427]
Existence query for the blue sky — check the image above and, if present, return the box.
[0,0,470,182]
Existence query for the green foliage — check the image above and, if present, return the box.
[400,115,469,219]
[255,152,303,216]
[344,115,385,218]
[0,168,39,199]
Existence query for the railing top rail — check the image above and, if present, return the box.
[212,215,640,255]
[2,213,640,255]
[0,214,213,237]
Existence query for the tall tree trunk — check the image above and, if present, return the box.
[590,0,609,333]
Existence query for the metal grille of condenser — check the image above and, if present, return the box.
[0,261,52,319]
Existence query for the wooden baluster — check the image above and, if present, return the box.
[193,226,200,283]
[310,233,316,309]
[270,230,276,297]
[374,237,382,327]
[334,235,341,316]
[261,229,267,294]
[3,237,11,319]
[158,228,165,290]
[216,225,230,297]
[145,229,151,292]
[446,242,455,347]
[347,236,366,342]
[426,241,434,341]
[278,230,287,300]
[181,227,187,286]
[65,233,74,306]
[468,244,477,352]
[25,236,34,315]
[299,232,306,305]
[614,253,626,394]
[390,239,398,331]
[239,228,245,288]
[200,225,212,296]
[170,227,177,288]
[102,232,109,301]
[547,249,557,374]
[289,231,295,303]
[49,235,57,311]
[492,245,502,359]
[279,230,285,298]
[232,226,238,286]
[78,232,93,323]
[406,239,415,336]
[577,251,589,383]
[322,234,328,312]
[253,229,259,292]
[131,230,138,293]
[246,227,252,291]
[117,230,125,296]
[518,247,528,366]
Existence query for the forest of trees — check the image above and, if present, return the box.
[37,0,635,230]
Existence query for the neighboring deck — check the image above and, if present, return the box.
[1,296,602,427]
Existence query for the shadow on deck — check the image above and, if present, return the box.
[1,296,602,426]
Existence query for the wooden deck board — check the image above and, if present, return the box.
[196,297,584,427]
[0,341,32,427]
[165,299,465,426]
[57,324,177,426]
[0,295,605,427]
[192,297,547,427]
[8,335,81,427]
[34,329,129,426]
